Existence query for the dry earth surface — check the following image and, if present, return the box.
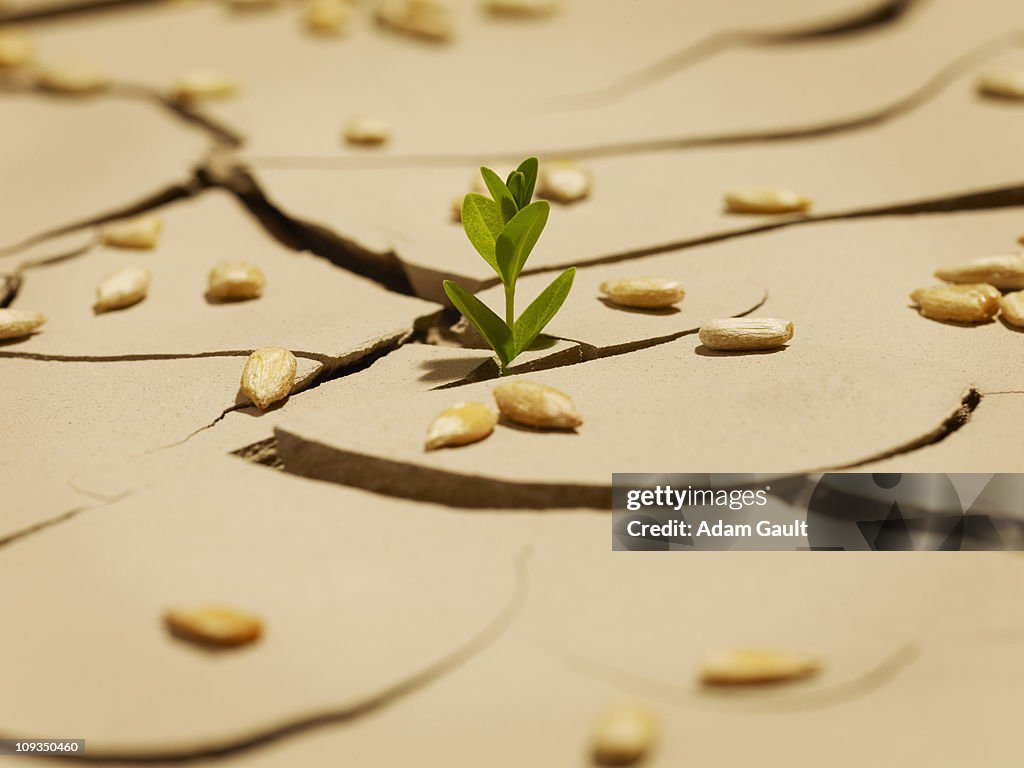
[2,0,1024,765]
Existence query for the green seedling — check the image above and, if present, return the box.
[444,157,575,372]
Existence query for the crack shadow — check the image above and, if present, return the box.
[272,427,612,510]
[199,163,418,296]
[821,388,982,470]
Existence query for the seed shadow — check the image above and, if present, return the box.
[999,316,1024,333]
[694,345,790,357]
[721,209,811,220]
[164,622,261,655]
[0,332,42,347]
[497,415,580,435]
[597,297,680,315]
[204,291,261,306]
[233,390,289,414]
[908,306,997,328]
[92,302,143,316]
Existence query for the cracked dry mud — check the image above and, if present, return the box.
[3,0,1024,765]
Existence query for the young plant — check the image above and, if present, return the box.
[444,157,575,372]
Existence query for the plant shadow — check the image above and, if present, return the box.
[418,354,496,384]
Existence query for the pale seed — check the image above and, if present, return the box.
[537,161,590,204]
[0,29,33,69]
[208,260,266,301]
[425,401,497,450]
[375,0,454,42]
[36,61,110,95]
[976,68,1024,100]
[484,0,558,18]
[100,215,163,249]
[698,318,793,351]
[700,648,821,686]
[241,347,297,409]
[910,283,1000,323]
[172,71,238,102]
[724,186,812,214]
[493,380,582,429]
[591,700,658,766]
[1000,291,1024,328]
[343,114,392,146]
[95,265,151,312]
[164,604,263,648]
[0,308,46,340]
[600,277,685,309]
[305,0,353,34]
[934,253,1024,291]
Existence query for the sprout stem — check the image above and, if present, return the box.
[504,282,515,328]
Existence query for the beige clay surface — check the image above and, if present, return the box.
[2,0,1024,765]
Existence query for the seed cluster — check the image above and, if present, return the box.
[425,381,581,450]
[913,250,1024,328]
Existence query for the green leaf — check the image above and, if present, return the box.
[507,171,526,210]
[494,201,550,288]
[513,268,575,355]
[510,157,538,207]
[460,193,503,276]
[480,166,519,223]
[443,280,514,367]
